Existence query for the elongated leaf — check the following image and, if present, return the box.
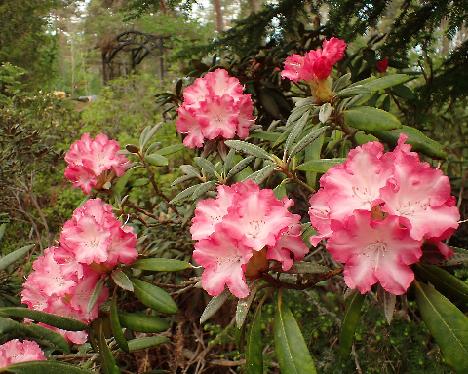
[145,154,168,167]
[155,144,184,156]
[287,262,329,274]
[98,327,120,374]
[242,164,275,184]
[110,296,129,352]
[343,106,401,131]
[296,158,345,173]
[274,292,316,373]
[336,85,372,97]
[111,270,134,292]
[372,125,447,159]
[289,126,328,159]
[179,165,201,178]
[246,305,263,374]
[112,169,134,197]
[250,131,281,142]
[236,285,257,329]
[119,312,170,333]
[0,223,6,243]
[223,149,236,174]
[361,74,411,91]
[413,264,468,306]
[339,291,365,357]
[139,123,162,150]
[170,184,202,205]
[132,279,177,314]
[20,323,70,353]
[383,292,396,324]
[194,157,217,177]
[224,140,273,160]
[285,112,309,154]
[227,156,255,178]
[318,103,333,124]
[333,73,351,92]
[128,336,169,352]
[0,361,93,374]
[133,258,191,272]
[0,244,34,271]
[87,278,104,314]
[414,281,468,372]
[200,290,229,323]
[304,134,325,186]
[0,308,88,331]
[191,181,216,200]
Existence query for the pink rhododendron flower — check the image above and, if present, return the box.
[308,134,460,295]
[61,199,137,267]
[0,340,46,368]
[191,180,308,297]
[64,133,129,194]
[281,37,346,83]
[328,211,421,295]
[176,69,254,148]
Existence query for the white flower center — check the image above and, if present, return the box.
[397,200,429,216]
[217,255,242,267]
[361,241,388,270]
[352,185,373,204]
[246,219,265,239]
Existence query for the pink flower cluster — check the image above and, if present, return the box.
[64,133,129,194]
[281,37,346,82]
[0,339,46,368]
[191,180,308,298]
[309,135,459,295]
[21,199,137,344]
[176,69,254,148]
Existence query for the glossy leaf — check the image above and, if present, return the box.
[191,181,216,200]
[360,74,411,91]
[133,258,191,272]
[339,291,365,357]
[111,269,134,291]
[285,111,309,154]
[194,157,217,177]
[155,144,184,156]
[200,290,229,323]
[170,184,202,204]
[303,133,325,186]
[20,323,70,353]
[145,153,169,167]
[0,244,34,271]
[287,262,329,274]
[87,278,104,314]
[132,279,177,314]
[236,285,257,329]
[288,126,328,159]
[128,336,170,352]
[343,106,401,131]
[227,156,255,178]
[0,361,93,374]
[119,312,170,333]
[110,296,129,353]
[242,164,275,184]
[0,307,88,331]
[296,158,345,173]
[414,281,468,372]
[274,292,316,373]
[246,305,263,374]
[224,140,273,160]
[98,326,121,374]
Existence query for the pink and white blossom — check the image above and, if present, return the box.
[176,69,254,148]
[0,340,46,368]
[64,133,129,194]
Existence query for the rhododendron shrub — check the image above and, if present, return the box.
[64,133,130,194]
[191,180,308,297]
[176,69,254,148]
[21,199,137,343]
[309,135,460,294]
[0,340,46,368]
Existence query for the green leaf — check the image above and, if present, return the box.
[382,291,396,324]
[273,183,287,199]
[87,278,104,314]
[119,312,170,333]
[288,126,328,160]
[128,336,170,352]
[200,290,229,323]
[354,131,378,145]
[242,164,275,184]
[224,140,273,160]
[318,103,333,124]
[170,184,202,205]
[0,244,34,271]
[179,165,201,178]
[110,296,129,353]
[372,125,447,159]
[112,169,134,198]
[303,134,325,186]
[132,279,177,315]
[250,131,281,142]
[362,74,411,91]
[296,158,345,173]
[246,305,263,374]
[98,326,121,374]
[336,85,372,97]
[274,292,316,374]
[413,264,468,306]
[133,258,191,272]
[111,270,134,292]
[0,223,6,243]
[343,106,401,131]
[285,111,309,155]
[145,154,169,167]
[0,308,88,331]
[191,181,216,200]
[332,73,352,92]
[194,157,217,177]
[414,281,468,373]
[227,156,255,178]
[0,361,93,374]
[339,291,365,358]
[155,144,184,156]
[19,323,70,353]
[139,123,162,150]
[236,285,257,329]
[287,262,329,274]
[223,149,236,174]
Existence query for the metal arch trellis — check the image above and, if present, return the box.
[101,30,169,83]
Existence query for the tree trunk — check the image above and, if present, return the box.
[249,0,261,14]
[213,0,224,32]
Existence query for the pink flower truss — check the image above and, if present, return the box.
[61,199,137,267]
[21,199,137,344]
[0,339,46,368]
[176,69,255,148]
[281,37,346,82]
[191,180,308,298]
[64,133,129,194]
[308,134,460,295]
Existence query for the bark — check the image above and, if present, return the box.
[248,0,261,14]
[213,0,224,32]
